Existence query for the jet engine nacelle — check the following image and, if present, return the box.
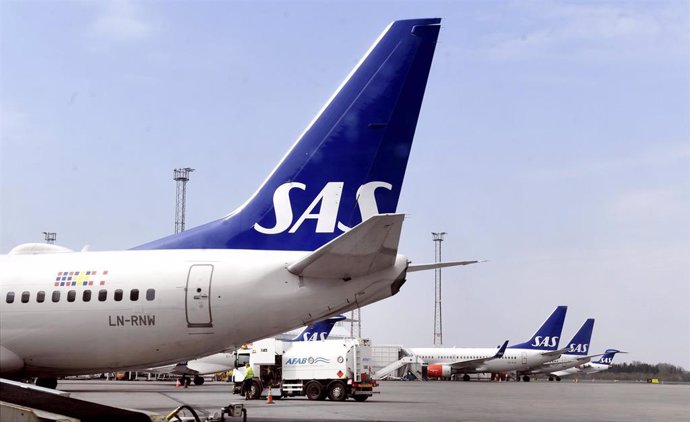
[426,364,452,378]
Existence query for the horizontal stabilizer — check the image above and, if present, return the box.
[8,243,74,255]
[541,347,569,358]
[407,260,482,272]
[287,214,404,279]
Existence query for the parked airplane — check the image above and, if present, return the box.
[520,318,600,381]
[0,18,478,389]
[551,349,626,379]
[158,315,345,385]
[410,306,568,382]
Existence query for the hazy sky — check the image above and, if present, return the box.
[2,1,688,368]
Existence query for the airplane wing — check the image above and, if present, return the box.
[447,341,509,371]
[407,260,482,272]
[570,352,605,364]
[287,214,404,279]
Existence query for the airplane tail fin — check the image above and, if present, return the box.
[135,18,441,252]
[565,318,595,356]
[290,315,346,342]
[510,306,568,351]
[593,349,625,365]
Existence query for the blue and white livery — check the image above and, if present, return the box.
[0,19,479,389]
[522,318,600,380]
[409,306,569,382]
[551,349,626,379]
[134,19,443,253]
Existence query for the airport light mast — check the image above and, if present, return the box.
[42,232,56,244]
[432,231,446,346]
[174,168,195,233]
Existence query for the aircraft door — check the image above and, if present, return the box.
[521,352,527,365]
[186,264,214,328]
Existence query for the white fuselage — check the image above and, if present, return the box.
[410,347,557,373]
[0,249,407,377]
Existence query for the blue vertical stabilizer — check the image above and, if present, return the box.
[564,319,595,356]
[136,18,441,251]
[510,306,568,351]
[289,315,346,342]
[593,349,623,365]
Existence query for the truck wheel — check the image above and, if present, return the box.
[352,395,368,402]
[250,380,262,399]
[305,381,324,401]
[193,376,205,386]
[328,381,347,401]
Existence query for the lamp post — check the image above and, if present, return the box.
[432,232,446,346]
[42,232,56,244]
[173,168,195,233]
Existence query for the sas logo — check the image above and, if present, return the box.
[531,336,559,348]
[568,343,589,353]
[301,332,328,342]
[599,357,613,364]
[285,356,331,365]
[254,181,392,234]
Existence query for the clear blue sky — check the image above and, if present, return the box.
[2,1,688,368]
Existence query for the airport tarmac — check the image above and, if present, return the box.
[54,379,690,422]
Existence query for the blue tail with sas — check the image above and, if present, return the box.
[136,18,441,251]
[510,306,568,351]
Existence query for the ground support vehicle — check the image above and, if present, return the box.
[232,338,377,401]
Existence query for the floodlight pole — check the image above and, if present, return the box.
[42,232,56,244]
[432,231,446,346]
[174,168,195,233]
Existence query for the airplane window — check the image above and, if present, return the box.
[98,289,107,302]
[146,289,155,301]
[52,291,60,303]
[67,290,76,302]
[21,291,30,303]
[114,289,123,301]
[6,292,15,303]
[130,289,139,301]
[83,290,92,302]
[37,291,45,303]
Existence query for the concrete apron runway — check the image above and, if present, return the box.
[57,380,690,422]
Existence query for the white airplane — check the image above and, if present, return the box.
[521,318,605,381]
[0,18,478,389]
[410,306,569,382]
[551,349,626,379]
[157,315,345,386]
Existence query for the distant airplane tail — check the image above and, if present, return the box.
[565,319,595,356]
[135,18,441,252]
[510,306,567,351]
[593,349,624,365]
[290,315,346,342]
